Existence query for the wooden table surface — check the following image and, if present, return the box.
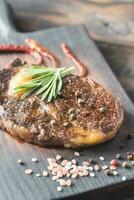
[2,0,134,199]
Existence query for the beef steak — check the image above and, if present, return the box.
[0,62,124,148]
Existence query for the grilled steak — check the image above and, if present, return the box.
[0,61,124,148]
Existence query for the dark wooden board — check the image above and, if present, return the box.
[0,1,134,200]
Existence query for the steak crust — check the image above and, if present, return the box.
[0,63,124,148]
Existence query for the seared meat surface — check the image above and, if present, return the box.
[0,63,123,148]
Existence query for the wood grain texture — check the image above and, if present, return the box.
[0,1,134,200]
[96,42,134,102]
[5,0,134,34]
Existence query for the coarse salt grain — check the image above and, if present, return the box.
[66,179,72,187]
[61,160,68,166]
[75,169,79,174]
[53,163,58,168]
[83,170,89,176]
[102,165,109,170]
[74,152,80,157]
[71,159,77,165]
[48,166,53,171]
[52,171,56,176]
[57,186,63,192]
[69,168,75,174]
[51,159,57,164]
[59,179,66,186]
[66,173,71,177]
[56,179,61,182]
[71,164,77,169]
[66,161,72,166]
[47,158,52,163]
[110,159,118,167]
[51,168,56,174]
[71,173,78,179]
[52,176,59,181]
[56,155,62,161]
[113,171,119,176]
[90,172,95,177]
[43,170,48,177]
[131,161,134,166]
[78,171,83,176]
[17,159,25,165]
[65,165,72,171]
[122,176,127,181]
[99,156,105,161]
[25,169,33,175]
[122,161,130,168]
[32,158,38,162]
[94,165,100,171]
[88,166,93,171]
[70,169,75,174]
[62,168,67,176]
[82,161,89,166]
[82,165,88,170]
[57,171,63,178]
[109,165,117,171]
[36,173,41,177]
[78,166,82,171]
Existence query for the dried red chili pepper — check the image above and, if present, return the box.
[30,50,44,65]
[0,44,31,53]
[25,39,60,67]
[61,43,88,77]
[0,44,44,66]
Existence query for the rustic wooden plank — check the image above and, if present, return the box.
[5,0,134,37]
[0,1,134,200]
[96,42,134,102]
[5,0,134,45]
[85,11,134,47]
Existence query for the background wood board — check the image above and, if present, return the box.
[5,0,134,34]
[0,1,134,200]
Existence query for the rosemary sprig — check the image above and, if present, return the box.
[14,66,74,102]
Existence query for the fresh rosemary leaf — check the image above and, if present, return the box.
[21,87,37,99]
[14,66,74,102]
[36,76,54,95]
[57,73,62,93]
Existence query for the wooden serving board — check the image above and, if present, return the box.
[0,1,134,200]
